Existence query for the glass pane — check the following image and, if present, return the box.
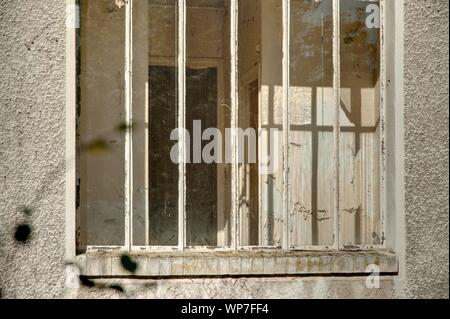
[236,0,285,247]
[131,0,149,246]
[78,0,126,247]
[185,0,232,247]
[289,0,334,247]
[340,0,381,247]
[237,0,262,246]
[145,0,179,246]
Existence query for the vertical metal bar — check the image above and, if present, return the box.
[145,81,149,246]
[124,0,134,251]
[379,0,387,247]
[230,0,239,250]
[282,0,290,251]
[257,63,263,247]
[332,0,340,250]
[177,0,187,251]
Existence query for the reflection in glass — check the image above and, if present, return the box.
[340,0,381,246]
[289,0,334,247]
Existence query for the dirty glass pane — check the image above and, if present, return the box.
[145,0,179,246]
[339,0,381,247]
[78,0,126,247]
[185,0,232,247]
[237,0,261,247]
[289,0,334,247]
[237,0,285,247]
[131,0,149,246]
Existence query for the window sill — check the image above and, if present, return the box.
[76,250,398,278]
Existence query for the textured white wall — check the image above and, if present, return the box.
[403,0,449,299]
[0,0,66,298]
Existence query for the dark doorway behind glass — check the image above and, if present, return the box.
[148,65,218,246]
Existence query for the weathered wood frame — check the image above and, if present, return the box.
[76,0,387,254]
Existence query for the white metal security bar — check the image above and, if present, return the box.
[282,0,291,251]
[230,0,239,250]
[177,0,187,252]
[125,0,134,251]
[332,0,340,250]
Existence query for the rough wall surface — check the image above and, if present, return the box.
[0,0,448,299]
[404,0,449,299]
[0,0,66,298]
[72,277,397,299]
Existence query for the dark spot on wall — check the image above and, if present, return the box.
[18,206,33,216]
[14,224,31,243]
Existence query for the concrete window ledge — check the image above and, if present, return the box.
[76,251,398,278]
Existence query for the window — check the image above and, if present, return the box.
[74,0,396,275]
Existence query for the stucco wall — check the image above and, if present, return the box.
[403,0,449,299]
[0,0,448,299]
[0,0,66,298]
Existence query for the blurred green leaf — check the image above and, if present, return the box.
[120,254,138,273]
[116,122,132,132]
[109,284,124,293]
[79,276,96,288]
[85,139,110,153]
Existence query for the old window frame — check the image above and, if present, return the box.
[66,0,396,264]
